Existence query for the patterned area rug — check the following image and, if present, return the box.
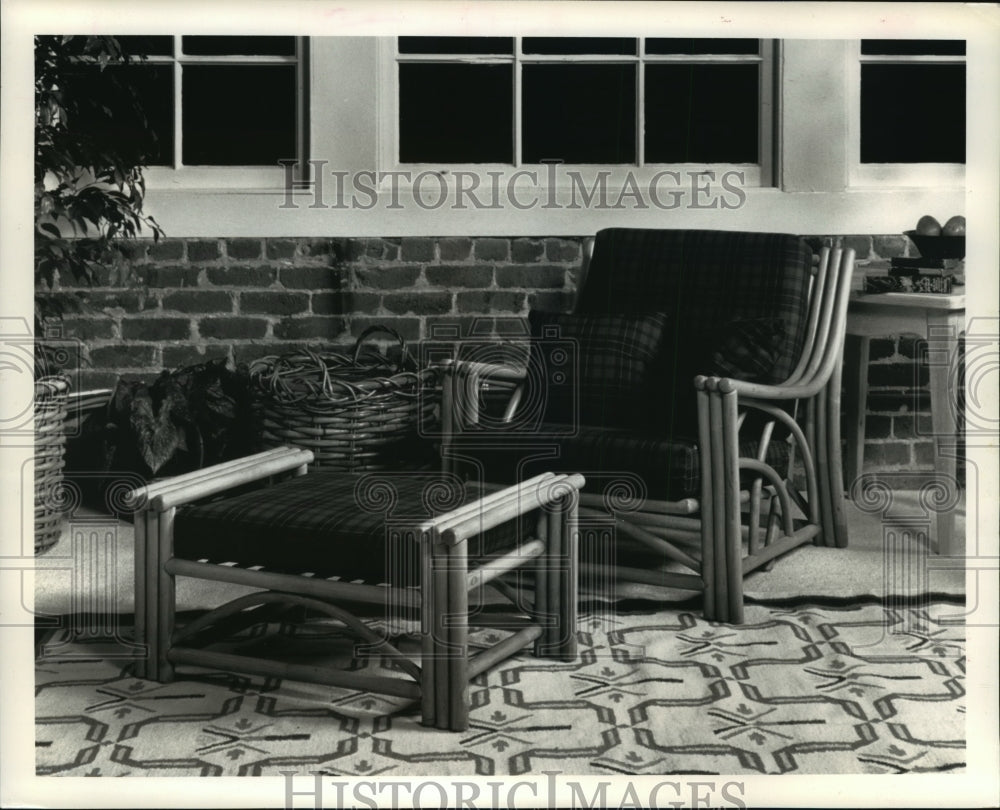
[35,600,966,777]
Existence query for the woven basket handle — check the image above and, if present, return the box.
[351,324,412,369]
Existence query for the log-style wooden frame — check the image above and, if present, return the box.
[439,239,856,624]
[129,450,581,732]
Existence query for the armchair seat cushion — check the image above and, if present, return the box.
[173,471,528,587]
[452,424,791,501]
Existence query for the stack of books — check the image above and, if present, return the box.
[864,257,963,294]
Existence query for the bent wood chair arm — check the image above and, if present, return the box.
[128,446,314,513]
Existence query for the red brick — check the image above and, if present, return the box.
[77,291,147,311]
[240,291,309,315]
[913,441,936,466]
[199,317,268,340]
[350,317,420,342]
[867,390,930,412]
[872,235,907,259]
[355,266,420,289]
[863,442,911,467]
[61,317,115,341]
[474,238,509,262]
[121,317,191,341]
[898,336,926,360]
[279,266,343,290]
[382,292,452,315]
[147,240,185,261]
[311,292,379,315]
[456,291,524,313]
[496,265,567,289]
[226,238,262,260]
[140,266,200,288]
[512,238,545,263]
[162,345,231,369]
[206,266,277,287]
[545,238,581,262]
[161,290,233,313]
[425,265,493,288]
[265,239,297,260]
[89,345,157,368]
[424,315,497,340]
[400,237,435,263]
[439,237,473,261]
[187,240,222,262]
[272,316,347,340]
[866,414,892,439]
[75,369,123,390]
[527,290,575,313]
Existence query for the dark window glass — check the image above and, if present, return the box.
[645,64,758,163]
[398,64,513,162]
[182,36,296,56]
[646,38,759,55]
[114,36,174,57]
[522,37,636,55]
[522,64,636,163]
[182,65,296,165]
[861,64,965,162]
[398,37,513,55]
[861,39,966,56]
[64,64,173,166]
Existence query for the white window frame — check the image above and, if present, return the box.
[137,35,309,190]
[380,36,774,189]
[849,40,966,188]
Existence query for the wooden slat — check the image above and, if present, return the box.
[467,626,543,679]
[168,648,421,699]
[467,539,545,590]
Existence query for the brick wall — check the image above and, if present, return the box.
[45,233,941,476]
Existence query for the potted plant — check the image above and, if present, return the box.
[34,35,163,552]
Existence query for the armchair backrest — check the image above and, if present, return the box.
[575,229,814,384]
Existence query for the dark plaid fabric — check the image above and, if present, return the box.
[577,229,813,386]
[174,472,529,587]
[454,425,792,501]
[527,310,668,428]
[707,317,787,382]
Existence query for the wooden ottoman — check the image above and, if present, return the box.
[129,447,582,731]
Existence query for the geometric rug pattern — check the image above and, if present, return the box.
[35,601,966,777]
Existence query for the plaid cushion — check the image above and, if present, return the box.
[577,229,813,384]
[454,425,791,501]
[708,318,787,382]
[528,310,668,428]
[174,471,529,587]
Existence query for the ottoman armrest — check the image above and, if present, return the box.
[129,446,314,513]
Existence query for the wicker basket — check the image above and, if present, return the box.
[35,376,70,555]
[250,326,439,471]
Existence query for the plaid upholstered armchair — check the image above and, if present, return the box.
[439,228,855,623]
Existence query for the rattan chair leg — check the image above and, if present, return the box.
[532,509,550,657]
[133,511,147,679]
[419,532,437,727]
[446,538,470,732]
[559,494,579,661]
[825,361,849,548]
[696,387,717,620]
[143,511,161,682]
[721,388,744,625]
[157,508,177,682]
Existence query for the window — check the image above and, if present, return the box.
[81,36,308,185]
[853,39,965,186]
[394,36,771,180]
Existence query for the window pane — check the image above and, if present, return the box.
[523,64,636,163]
[861,64,965,163]
[182,65,297,165]
[861,39,966,56]
[398,37,513,55]
[63,64,173,166]
[114,36,174,57]
[522,37,636,55]
[399,64,512,162]
[645,64,758,163]
[182,36,296,56]
[646,38,759,55]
